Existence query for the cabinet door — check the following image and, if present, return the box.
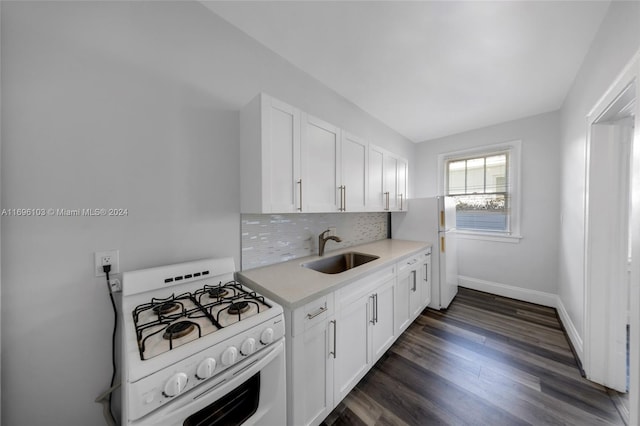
[384,155,398,211]
[341,132,367,212]
[368,145,385,211]
[395,268,411,334]
[371,277,396,361]
[409,267,422,318]
[421,253,432,308]
[264,96,301,213]
[334,294,371,402]
[397,159,407,211]
[302,114,341,212]
[292,319,334,426]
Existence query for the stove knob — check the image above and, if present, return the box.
[260,328,274,345]
[196,357,216,380]
[163,372,188,398]
[221,346,238,367]
[240,337,256,356]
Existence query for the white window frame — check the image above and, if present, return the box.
[438,140,522,243]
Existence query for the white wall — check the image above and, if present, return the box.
[0,2,413,425]
[558,1,640,345]
[415,111,561,298]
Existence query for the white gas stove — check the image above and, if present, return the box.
[121,258,286,425]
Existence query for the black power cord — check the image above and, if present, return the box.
[103,264,118,425]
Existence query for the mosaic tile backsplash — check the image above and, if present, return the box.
[241,212,389,270]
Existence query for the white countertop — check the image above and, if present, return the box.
[236,239,431,309]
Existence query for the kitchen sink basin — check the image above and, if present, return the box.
[302,252,379,274]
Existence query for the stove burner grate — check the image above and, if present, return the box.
[208,287,229,299]
[153,302,181,316]
[228,301,250,315]
[163,321,196,340]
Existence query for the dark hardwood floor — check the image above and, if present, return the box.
[322,287,627,426]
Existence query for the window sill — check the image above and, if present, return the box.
[455,230,522,244]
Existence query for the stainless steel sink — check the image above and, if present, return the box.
[302,252,379,274]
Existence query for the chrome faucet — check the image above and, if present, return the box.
[318,229,342,256]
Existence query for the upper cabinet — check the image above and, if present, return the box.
[240,94,301,213]
[340,132,368,212]
[301,114,341,212]
[369,144,408,212]
[240,93,407,213]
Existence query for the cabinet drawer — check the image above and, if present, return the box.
[397,255,420,274]
[336,265,395,309]
[291,293,335,337]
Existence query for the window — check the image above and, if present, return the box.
[440,141,521,240]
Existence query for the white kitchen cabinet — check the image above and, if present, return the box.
[334,286,371,402]
[395,260,414,334]
[301,114,341,212]
[287,295,335,426]
[340,132,368,211]
[421,249,432,308]
[240,93,301,213]
[334,265,395,403]
[384,153,398,211]
[290,318,335,426]
[368,144,386,211]
[396,253,424,334]
[241,93,407,213]
[397,249,431,324]
[287,265,396,426]
[369,144,408,212]
[371,275,396,361]
[397,158,407,211]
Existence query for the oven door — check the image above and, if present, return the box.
[130,339,286,426]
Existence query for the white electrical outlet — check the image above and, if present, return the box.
[95,250,120,277]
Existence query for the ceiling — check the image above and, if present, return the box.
[203,1,610,142]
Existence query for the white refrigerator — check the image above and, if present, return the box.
[392,197,459,309]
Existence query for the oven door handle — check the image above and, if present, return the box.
[193,339,284,402]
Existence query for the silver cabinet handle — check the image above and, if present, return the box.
[384,192,390,210]
[330,320,337,359]
[306,304,327,320]
[424,264,428,281]
[399,194,403,210]
[343,185,346,211]
[374,293,378,324]
[369,295,375,324]
[297,179,303,211]
[411,270,417,292]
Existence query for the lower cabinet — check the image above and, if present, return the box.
[395,249,431,334]
[396,255,419,334]
[421,249,432,307]
[334,266,396,402]
[371,277,396,360]
[289,317,335,426]
[334,289,371,403]
[285,248,430,426]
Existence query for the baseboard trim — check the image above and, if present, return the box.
[457,275,584,365]
[458,275,557,307]
[555,295,584,363]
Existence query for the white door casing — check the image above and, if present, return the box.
[584,50,639,424]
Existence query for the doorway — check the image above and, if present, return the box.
[584,53,639,425]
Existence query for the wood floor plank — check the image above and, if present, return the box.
[323,287,625,426]
[393,333,617,426]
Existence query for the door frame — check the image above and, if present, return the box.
[584,49,640,424]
